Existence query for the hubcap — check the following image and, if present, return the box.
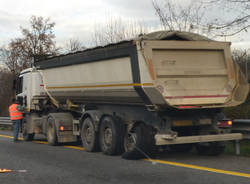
[104,127,112,145]
[84,125,93,144]
[125,132,136,152]
[48,125,53,141]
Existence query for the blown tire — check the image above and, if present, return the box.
[122,123,155,160]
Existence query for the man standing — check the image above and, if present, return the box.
[9,98,24,142]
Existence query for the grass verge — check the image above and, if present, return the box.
[225,140,250,156]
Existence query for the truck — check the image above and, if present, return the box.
[15,31,249,159]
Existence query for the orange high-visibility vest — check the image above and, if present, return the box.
[9,104,23,120]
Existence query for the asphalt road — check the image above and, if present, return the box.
[0,130,250,184]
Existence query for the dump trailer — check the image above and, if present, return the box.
[16,31,248,159]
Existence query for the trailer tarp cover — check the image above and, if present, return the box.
[138,31,212,41]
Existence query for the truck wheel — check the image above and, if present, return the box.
[47,117,58,146]
[23,131,34,141]
[81,117,99,152]
[22,123,34,141]
[196,142,225,156]
[99,116,125,155]
[122,123,155,160]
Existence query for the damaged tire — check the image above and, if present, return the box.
[122,123,155,160]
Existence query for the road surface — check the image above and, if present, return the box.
[0,130,250,184]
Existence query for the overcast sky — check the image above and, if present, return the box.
[0,0,249,49]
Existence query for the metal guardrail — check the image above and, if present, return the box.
[232,119,250,139]
[0,117,12,126]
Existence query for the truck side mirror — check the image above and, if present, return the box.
[13,79,17,90]
[17,96,23,105]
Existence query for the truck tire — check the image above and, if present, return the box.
[99,116,125,155]
[196,142,225,156]
[122,123,155,160]
[23,131,34,141]
[22,123,34,141]
[81,117,99,152]
[47,116,58,146]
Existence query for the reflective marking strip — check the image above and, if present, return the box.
[165,95,229,99]
[10,115,23,118]
[10,111,20,113]
[46,83,154,89]
[144,159,250,178]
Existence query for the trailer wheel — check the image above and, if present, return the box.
[99,116,125,155]
[47,117,58,146]
[122,123,155,160]
[22,125,34,141]
[196,142,225,156]
[81,117,99,152]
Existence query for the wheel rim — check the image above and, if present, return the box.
[47,124,53,142]
[83,124,93,145]
[23,126,27,137]
[103,127,112,146]
[124,132,136,152]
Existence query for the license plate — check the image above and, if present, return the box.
[173,120,193,127]
[200,118,212,125]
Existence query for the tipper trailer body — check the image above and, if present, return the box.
[16,31,248,158]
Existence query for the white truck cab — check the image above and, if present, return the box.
[17,68,47,111]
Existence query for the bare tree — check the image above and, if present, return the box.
[92,17,149,46]
[152,0,250,37]
[0,46,23,74]
[65,38,86,53]
[206,0,250,36]
[152,0,206,33]
[232,49,250,65]
[231,49,250,80]
[0,67,14,116]
[3,16,59,74]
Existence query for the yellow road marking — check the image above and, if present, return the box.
[33,141,48,144]
[1,133,250,178]
[0,134,24,140]
[0,134,84,150]
[145,159,250,179]
[0,135,14,139]
[64,145,85,151]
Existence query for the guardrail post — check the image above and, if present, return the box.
[235,140,240,155]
